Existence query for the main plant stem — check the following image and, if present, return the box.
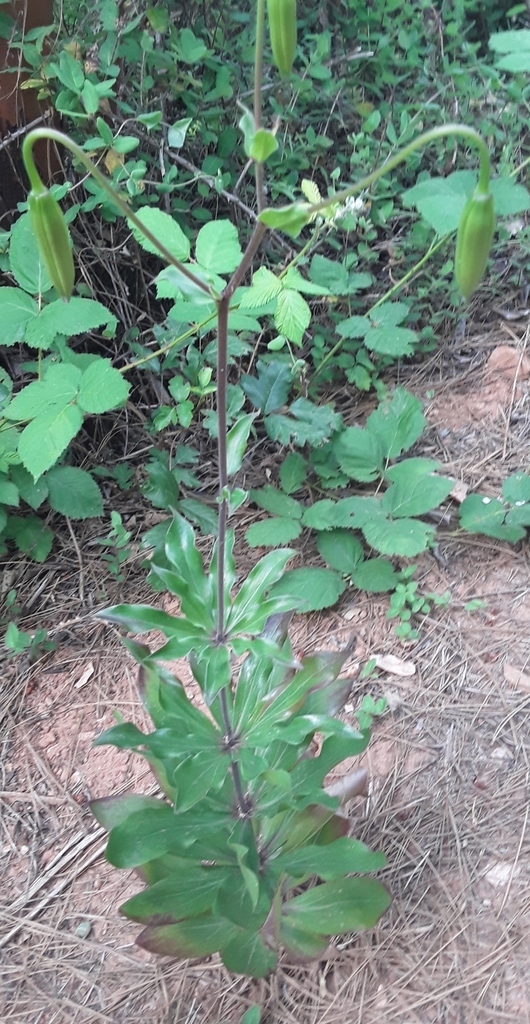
[214,221,266,819]
[254,0,266,213]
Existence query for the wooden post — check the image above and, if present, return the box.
[0,0,58,222]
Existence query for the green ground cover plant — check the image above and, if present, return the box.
[2,0,530,978]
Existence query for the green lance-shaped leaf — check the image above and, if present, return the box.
[455,189,495,301]
[267,0,297,78]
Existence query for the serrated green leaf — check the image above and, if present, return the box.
[280,451,307,494]
[309,254,349,294]
[245,517,302,547]
[490,177,530,216]
[333,426,385,482]
[283,877,390,934]
[370,302,410,328]
[24,298,117,350]
[367,387,425,459]
[351,558,398,592]
[364,324,417,357]
[18,404,84,480]
[266,398,341,448]
[505,505,530,527]
[459,494,524,542]
[362,514,434,556]
[403,170,530,235]
[8,516,53,561]
[5,363,82,422]
[274,289,311,345]
[301,499,340,530]
[250,485,303,520]
[502,472,530,504]
[129,207,190,262]
[239,267,283,308]
[9,465,48,510]
[195,220,242,274]
[269,567,346,612]
[402,171,472,235]
[382,460,454,517]
[301,179,322,204]
[46,466,103,519]
[9,213,53,295]
[0,287,39,345]
[77,358,130,413]
[0,475,19,506]
[282,267,331,296]
[316,529,364,574]
[336,314,369,339]
[156,267,217,305]
[241,359,292,414]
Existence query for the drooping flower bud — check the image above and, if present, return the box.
[27,188,75,301]
[455,189,495,301]
[267,0,297,79]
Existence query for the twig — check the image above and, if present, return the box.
[0,115,47,153]
[66,517,85,603]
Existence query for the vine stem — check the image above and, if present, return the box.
[298,123,492,220]
[22,129,212,296]
[310,232,451,382]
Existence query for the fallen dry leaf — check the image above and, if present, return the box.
[486,345,530,381]
[374,653,416,677]
[484,861,520,888]
[75,662,95,690]
[449,480,468,503]
[503,662,530,693]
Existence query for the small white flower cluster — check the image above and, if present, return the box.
[322,194,367,227]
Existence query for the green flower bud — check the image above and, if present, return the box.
[267,0,297,79]
[28,189,75,301]
[455,189,495,302]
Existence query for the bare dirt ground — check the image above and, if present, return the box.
[1,321,530,1024]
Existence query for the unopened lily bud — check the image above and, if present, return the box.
[267,0,297,79]
[28,188,75,301]
[455,189,495,301]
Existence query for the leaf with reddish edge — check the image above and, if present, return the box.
[280,916,329,963]
[90,794,162,831]
[136,912,239,957]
